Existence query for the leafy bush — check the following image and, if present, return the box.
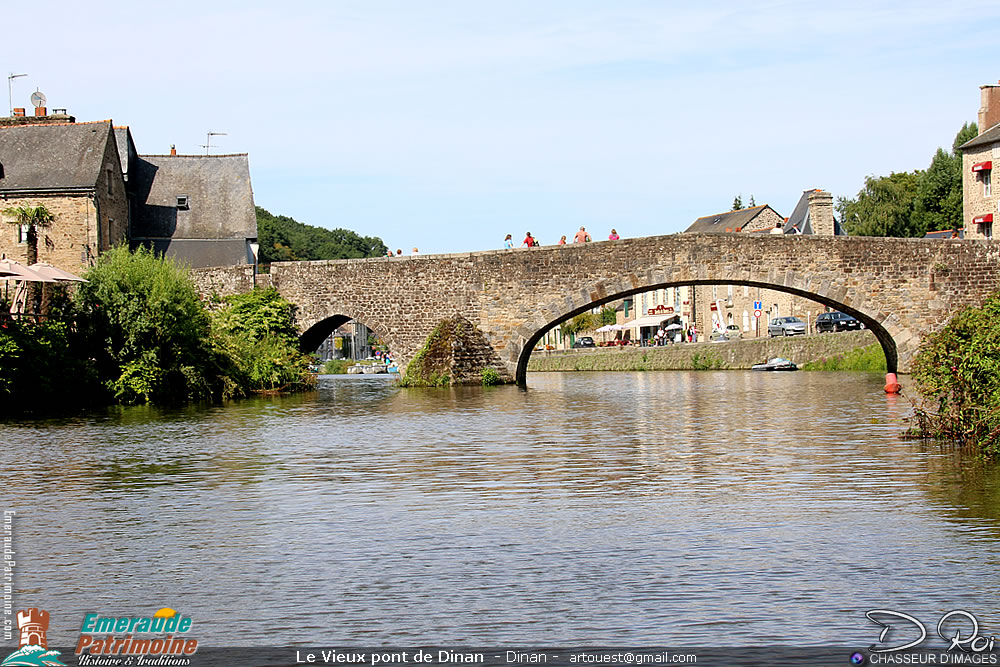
[76,245,215,404]
[210,288,315,395]
[481,368,501,386]
[910,291,1000,456]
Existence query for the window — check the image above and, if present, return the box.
[727,285,733,301]
[17,224,29,243]
[0,161,4,179]
[986,221,994,239]
[176,195,190,210]
[743,285,748,297]
[743,310,749,331]
[985,171,992,198]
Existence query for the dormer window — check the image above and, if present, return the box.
[176,195,189,210]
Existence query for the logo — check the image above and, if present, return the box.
[862,609,996,656]
[1,608,65,667]
[76,608,199,664]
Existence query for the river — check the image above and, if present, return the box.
[2,371,1000,649]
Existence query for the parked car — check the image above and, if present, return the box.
[816,311,863,333]
[767,316,806,337]
[573,336,596,348]
[710,325,743,342]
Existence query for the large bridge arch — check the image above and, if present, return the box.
[511,278,904,385]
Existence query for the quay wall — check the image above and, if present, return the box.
[527,330,879,372]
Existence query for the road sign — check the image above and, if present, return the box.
[754,309,762,319]
[753,300,762,310]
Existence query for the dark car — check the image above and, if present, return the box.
[573,336,596,348]
[816,311,863,333]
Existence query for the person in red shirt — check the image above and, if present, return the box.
[522,232,536,247]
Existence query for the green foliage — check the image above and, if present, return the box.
[0,319,99,414]
[256,206,387,264]
[322,358,354,374]
[800,344,887,371]
[77,245,214,404]
[598,305,617,326]
[910,290,1000,456]
[839,171,923,237]
[560,312,598,337]
[481,367,501,386]
[691,351,726,370]
[838,122,975,238]
[2,204,55,264]
[732,194,744,211]
[210,288,315,395]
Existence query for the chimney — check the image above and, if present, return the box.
[978,81,1000,134]
[33,107,46,117]
[170,144,176,156]
[808,189,835,236]
[12,108,25,117]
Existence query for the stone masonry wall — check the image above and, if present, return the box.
[0,194,99,272]
[192,234,1000,383]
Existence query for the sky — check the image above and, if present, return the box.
[5,1,1000,254]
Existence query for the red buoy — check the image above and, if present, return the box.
[884,372,902,394]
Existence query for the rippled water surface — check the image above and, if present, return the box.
[3,371,1000,646]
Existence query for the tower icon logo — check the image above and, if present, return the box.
[1,608,65,666]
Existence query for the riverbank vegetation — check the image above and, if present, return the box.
[908,291,1000,457]
[0,246,314,416]
[800,344,887,371]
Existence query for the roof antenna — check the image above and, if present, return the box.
[201,131,227,155]
[7,73,27,116]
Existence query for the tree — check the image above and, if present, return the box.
[731,195,744,211]
[76,245,215,404]
[840,171,922,237]
[256,206,387,263]
[839,122,978,238]
[599,305,617,326]
[2,204,54,264]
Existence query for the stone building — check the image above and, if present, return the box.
[960,81,1000,240]
[0,105,256,273]
[0,120,128,272]
[684,189,844,339]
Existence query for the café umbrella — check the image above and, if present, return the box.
[0,259,57,317]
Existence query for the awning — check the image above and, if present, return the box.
[973,161,993,172]
[974,213,994,225]
[627,314,678,328]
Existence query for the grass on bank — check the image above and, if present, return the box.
[800,344,887,371]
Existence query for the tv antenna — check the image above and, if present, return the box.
[7,73,26,116]
[201,131,227,154]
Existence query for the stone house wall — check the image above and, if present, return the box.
[963,142,997,240]
[0,194,100,271]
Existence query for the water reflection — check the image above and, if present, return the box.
[2,371,1000,646]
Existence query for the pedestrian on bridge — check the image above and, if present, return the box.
[558,235,567,245]
[504,234,514,250]
[574,226,591,243]
[608,228,620,240]
[522,232,537,247]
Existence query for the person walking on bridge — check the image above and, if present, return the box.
[608,228,620,240]
[504,234,514,250]
[522,232,537,247]
[574,226,591,243]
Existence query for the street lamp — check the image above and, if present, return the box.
[8,73,26,116]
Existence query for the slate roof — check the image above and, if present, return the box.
[113,126,138,183]
[782,189,847,236]
[959,123,1000,151]
[684,205,781,233]
[0,120,114,192]
[129,153,256,241]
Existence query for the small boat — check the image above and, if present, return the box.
[751,357,798,371]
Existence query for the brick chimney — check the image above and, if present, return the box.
[978,81,1000,134]
[808,189,835,236]
[170,144,176,156]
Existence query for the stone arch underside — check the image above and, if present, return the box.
[508,278,907,385]
[297,303,399,360]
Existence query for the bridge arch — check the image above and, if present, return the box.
[512,278,903,385]
[297,302,400,362]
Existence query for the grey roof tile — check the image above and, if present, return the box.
[0,120,114,191]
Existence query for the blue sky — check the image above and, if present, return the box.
[6,1,999,253]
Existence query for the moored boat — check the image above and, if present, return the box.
[751,357,798,371]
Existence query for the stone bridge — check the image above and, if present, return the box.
[192,234,1000,384]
